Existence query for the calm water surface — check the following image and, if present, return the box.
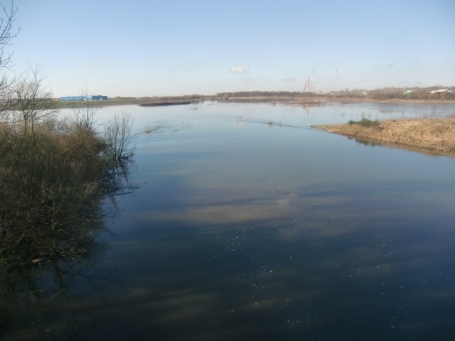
[11,102,455,340]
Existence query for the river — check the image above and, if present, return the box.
[6,101,455,341]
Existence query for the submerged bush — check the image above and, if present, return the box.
[103,111,136,166]
[0,94,136,339]
[0,6,137,338]
[0,94,135,273]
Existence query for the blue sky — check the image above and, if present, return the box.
[9,0,455,97]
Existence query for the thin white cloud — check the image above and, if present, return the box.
[283,77,297,82]
[241,76,274,83]
[242,77,255,83]
[229,65,249,74]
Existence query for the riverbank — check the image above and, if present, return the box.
[314,118,455,155]
[54,98,203,109]
[322,97,455,105]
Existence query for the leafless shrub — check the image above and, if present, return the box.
[0,74,136,274]
[103,111,136,165]
[0,3,139,338]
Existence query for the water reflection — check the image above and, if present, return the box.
[108,102,453,341]
[84,173,455,340]
[0,158,136,341]
[352,137,455,157]
[0,246,110,340]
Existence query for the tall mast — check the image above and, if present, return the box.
[304,76,312,93]
[336,68,338,93]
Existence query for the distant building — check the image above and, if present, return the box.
[430,89,453,94]
[59,95,109,101]
[404,89,413,95]
[91,95,108,100]
[60,95,88,101]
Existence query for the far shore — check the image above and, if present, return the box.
[313,118,455,156]
[53,96,455,109]
[53,98,201,109]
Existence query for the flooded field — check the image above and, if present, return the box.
[3,102,455,341]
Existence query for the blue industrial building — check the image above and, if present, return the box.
[59,95,109,101]
[92,95,108,100]
[59,95,88,101]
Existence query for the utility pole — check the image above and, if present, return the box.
[304,76,314,93]
[335,68,338,93]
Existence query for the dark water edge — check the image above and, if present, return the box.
[3,102,455,341]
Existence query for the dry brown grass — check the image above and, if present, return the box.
[314,118,455,154]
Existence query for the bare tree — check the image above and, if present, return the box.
[69,85,99,138]
[0,1,19,118]
[12,65,56,141]
[103,111,136,164]
[0,1,19,69]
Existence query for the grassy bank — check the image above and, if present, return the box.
[314,118,455,155]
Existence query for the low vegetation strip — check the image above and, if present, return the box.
[314,118,455,154]
[139,101,192,107]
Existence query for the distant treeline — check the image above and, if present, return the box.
[113,87,455,103]
[327,86,455,101]
[139,94,205,101]
[215,91,315,99]
[130,92,316,102]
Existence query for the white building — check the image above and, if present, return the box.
[430,89,453,94]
